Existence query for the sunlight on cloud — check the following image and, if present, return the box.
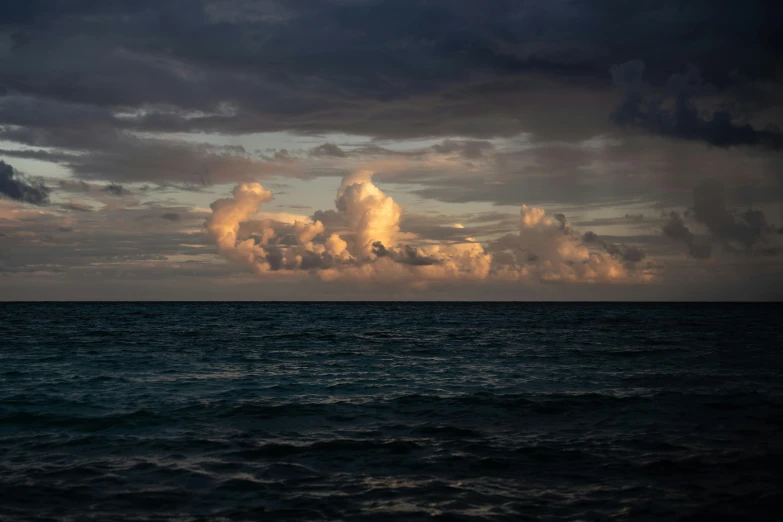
[205,170,655,287]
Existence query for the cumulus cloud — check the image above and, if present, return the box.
[205,183,276,273]
[0,160,50,205]
[204,172,406,276]
[205,171,654,286]
[335,170,402,258]
[486,206,651,284]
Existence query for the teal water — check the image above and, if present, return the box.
[1,303,782,521]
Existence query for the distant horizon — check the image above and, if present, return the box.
[3,299,783,304]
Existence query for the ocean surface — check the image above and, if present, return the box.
[1,303,782,521]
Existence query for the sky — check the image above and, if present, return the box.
[1,0,783,300]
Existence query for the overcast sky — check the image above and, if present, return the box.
[1,0,782,300]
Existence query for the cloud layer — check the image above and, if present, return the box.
[1,1,782,299]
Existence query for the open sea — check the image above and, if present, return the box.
[0,302,781,521]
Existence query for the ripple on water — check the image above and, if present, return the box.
[1,302,782,521]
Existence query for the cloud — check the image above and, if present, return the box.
[582,230,647,264]
[661,212,712,259]
[335,170,402,257]
[611,60,783,149]
[60,201,93,212]
[0,122,297,185]
[0,160,50,205]
[399,213,512,243]
[0,198,220,285]
[310,143,347,158]
[2,0,780,152]
[205,183,276,273]
[571,214,649,228]
[1,1,782,298]
[1,1,780,213]
[691,180,772,250]
[432,139,494,159]
[486,205,650,283]
[662,180,779,259]
[103,183,130,197]
[204,171,406,275]
[205,170,654,286]
[59,180,92,193]
[372,242,441,266]
[161,212,181,221]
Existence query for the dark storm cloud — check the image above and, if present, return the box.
[2,0,781,140]
[103,183,130,197]
[611,60,783,149]
[0,0,781,249]
[310,143,347,158]
[161,212,181,222]
[4,0,592,115]
[0,160,50,205]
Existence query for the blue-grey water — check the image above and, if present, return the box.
[1,303,781,521]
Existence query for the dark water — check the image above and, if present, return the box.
[1,303,782,521]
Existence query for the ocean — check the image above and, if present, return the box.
[1,303,781,521]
